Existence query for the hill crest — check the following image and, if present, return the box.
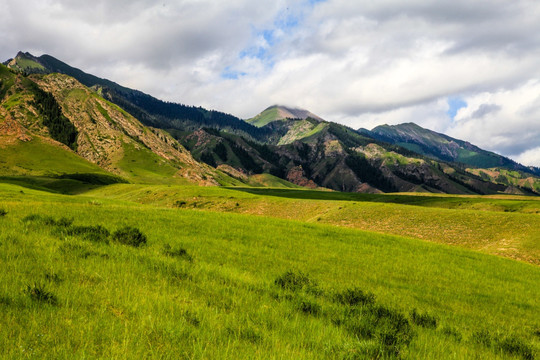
[247,105,324,127]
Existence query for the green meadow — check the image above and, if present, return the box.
[1,181,539,359]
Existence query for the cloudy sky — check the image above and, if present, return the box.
[2,0,540,166]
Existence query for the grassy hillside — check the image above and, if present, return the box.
[247,106,280,127]
[0,136,107,176]
[246,174,303,188]
[364,123,537,175]
[468,168,540,194]
[86,185,540,265]
[0,183,539,359]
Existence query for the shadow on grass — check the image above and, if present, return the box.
[0,173,127,195]
[227,187,540,211]
[226,187,455,205]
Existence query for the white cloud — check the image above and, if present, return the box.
[514,147,540,168]
[2,0,540,166]
[444,80,540,166]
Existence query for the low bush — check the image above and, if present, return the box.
[342,304,414,357]
[335,287,376,306]
[274,270,316,292]
[112,226,147,247]
[65,225,110,243]
[163,244,192,261]
[296,299,321,316]
[495,335,534,360]
[0,208,7,217]
[410,308,437,329]
[25,284,58,305]
[44,217,73,227]
[441,325,462,342]
[22,214,73,227]
[173,200,187,208]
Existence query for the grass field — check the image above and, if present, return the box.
[1,182,539,359]
[84,184,540,265]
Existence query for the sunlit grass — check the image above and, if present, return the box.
[1,183,539,358]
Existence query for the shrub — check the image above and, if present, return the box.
[173,200,187,208]
[23,214,73,227]
[410,308,437,329]
[441,326,462,342]
[0,208,7,217]
[22,214,43,222]
[47,217,73,227]
[274,270,315,292]
[495,335,534,360]
[342,304,414,357]
[472,329,492,347]
[25,284,58,305]
[472,330,534,360]
[112,226,147,247]
[66,225,110,243]
[296,299,321,316]
[163,244,192,261]
[335,287,376,306]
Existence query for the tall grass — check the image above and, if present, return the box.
[0,182,539,358]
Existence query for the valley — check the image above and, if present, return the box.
[1,51,539,359]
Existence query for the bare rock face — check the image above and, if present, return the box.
[217,164,248,181]
[0,109,31,143]
[286,165,318,188]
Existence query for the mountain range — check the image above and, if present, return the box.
[2,51,539,195]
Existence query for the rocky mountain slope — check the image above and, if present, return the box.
[0,62,232,187]
[360,122,540,175]
[5,51,539,195]
[6,52,266,141]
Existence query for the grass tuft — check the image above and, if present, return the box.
[274,270,316,292]
[340,304,414,357]
[472,330,535,360]
[296,299,321,316]
[25,284,58,306]
[162,244,192,261]
[335,287,376,306]
[22,214,73,227]
[64,225,110,243]
[410,308,437,329]
[496,335,535,360]
[112,226,147,247]
[440,325,462,342]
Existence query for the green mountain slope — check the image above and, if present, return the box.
[360,122,540,175]
[0,63,235,189]
[247,105,324,127]
[7,52,268,141]
[7,51,538,196]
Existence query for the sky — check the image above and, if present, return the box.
[1,0,540,167]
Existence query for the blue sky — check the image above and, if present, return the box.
[447,97,467,120]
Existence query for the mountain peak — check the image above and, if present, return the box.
[5,51,47,73]
[247,105,324,127]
